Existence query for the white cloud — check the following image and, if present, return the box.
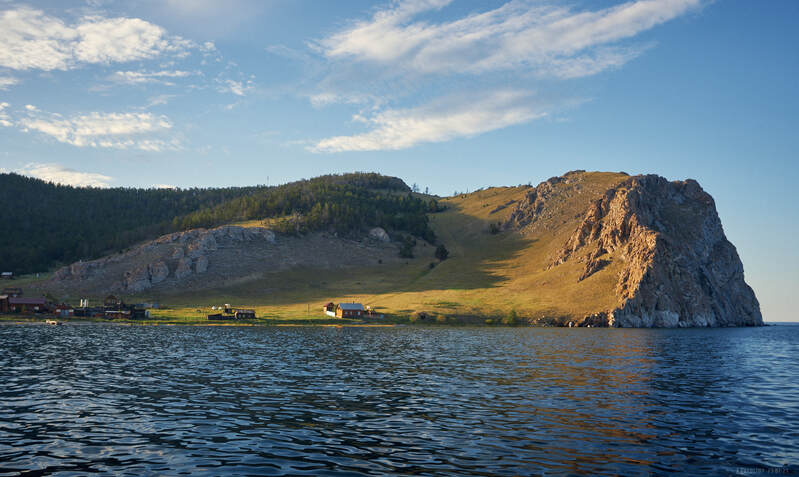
[144,94,177,108]
[219,79,254,96]
[108,69,193,85]
[311,90,545,152]
[0,76,18,90]
[309,92,380,108]
[318,0,701,78]
[0,7,193,71]
[18,108,178,151]
[16,163,113,188]
[0,101,11,127]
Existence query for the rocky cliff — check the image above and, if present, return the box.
[48,225,398,296]
[509,173,762,327]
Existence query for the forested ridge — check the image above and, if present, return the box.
[0,172,439,274]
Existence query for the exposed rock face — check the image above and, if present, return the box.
[195,255,209,274]
[47,224,397,296]
[369,227,390,243]
[150,261,169,284]
[504,176,565,232]
[51,225,277,293]
[546,174,762,327]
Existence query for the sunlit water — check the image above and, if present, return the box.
[1,324,797,476]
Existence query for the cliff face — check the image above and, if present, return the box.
[543,175,762,327]
[48,225,399,296]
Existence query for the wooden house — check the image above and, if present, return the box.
[2,287,22,297]
[208,313,235,321]
[104,295,122,308]
[0,295,8,313]
[105,309,131,319]
[323,302,336,317]
[1,272,13,280]
[336,303,365,318]
[235,309,256,319]
[8,297,47,313]
[53,305,74,318]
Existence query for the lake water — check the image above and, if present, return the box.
[1,324,797,476]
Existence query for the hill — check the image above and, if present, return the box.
[7,170,762,327]
[0,172,437,274]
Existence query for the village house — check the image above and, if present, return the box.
[8,297,47,313]
[235,309,256,319]
[336,303,365,318]
[105,309,131,320]
[53,304,74,318]
[208,313,235,320]
[0,294,8,313]
[2,287,22,297]
[323,302,336,317]
[1,272,13,280]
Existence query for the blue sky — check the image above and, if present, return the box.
[0,0,796,321]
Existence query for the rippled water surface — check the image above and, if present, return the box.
[1,324,798,476]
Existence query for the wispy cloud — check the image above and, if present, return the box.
[15,163,113,188]
[218,78,254,96]
[0,102,11,127]
[319,0,700,78]
[0,76,18,90]
[144,94,177,108]
[18,107,178,152]
[108,69,194,85]
[311,90,545,152]
[0,7,193,71]
[308,92,380,109]
[308,0,701,152]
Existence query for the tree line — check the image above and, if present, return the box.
[0,172,440,274]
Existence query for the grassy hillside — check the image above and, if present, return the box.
[78,171,630,324]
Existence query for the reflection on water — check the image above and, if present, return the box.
[0,325,797,475]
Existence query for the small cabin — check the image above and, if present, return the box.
[53,305,74,318]
[336,303,365,318]
[105,309,131,319]
[235,309,256,319]
[0,295,8,313]
[104,295,122,308]
[323,302,336,317]
[208,313,234,321]
[8,297,47,313]
[1,272,13,280]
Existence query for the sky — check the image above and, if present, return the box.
[0,0,797,321]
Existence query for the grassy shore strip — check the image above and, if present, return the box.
[0,313,534,327]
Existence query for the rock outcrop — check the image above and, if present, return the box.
[508,173,762,328]
[51,225,277,293]
[369,227,390,243]
[47,224,399,296]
